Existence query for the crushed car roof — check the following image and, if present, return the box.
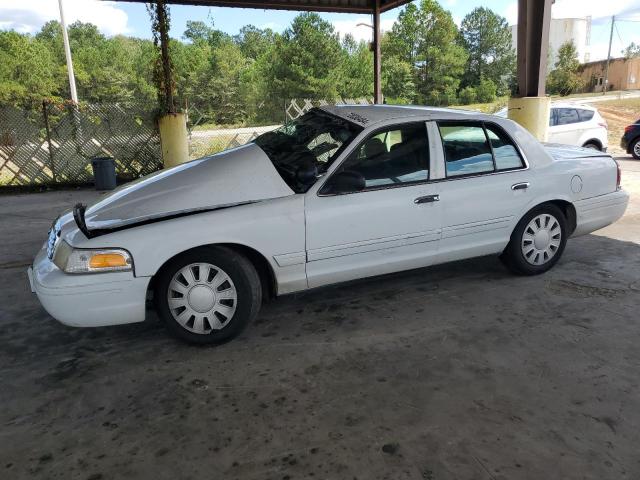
[319,104,491,126]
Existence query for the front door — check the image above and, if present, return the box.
[305,122,441,289]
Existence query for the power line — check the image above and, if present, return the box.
[614,23,623,45]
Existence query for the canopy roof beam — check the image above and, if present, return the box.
[117,0,411,14]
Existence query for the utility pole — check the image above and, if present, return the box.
[58,0,78,103]
[603,15,615,95]
[372,0,382,104]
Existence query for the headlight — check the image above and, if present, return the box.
[53,241,133,274]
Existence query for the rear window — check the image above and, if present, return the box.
[578,109,594,122]
[438,121,525,178]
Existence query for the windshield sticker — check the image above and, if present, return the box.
[346,112,369,125]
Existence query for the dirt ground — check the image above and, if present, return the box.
[0,157,639,480]
[593,98,640,155]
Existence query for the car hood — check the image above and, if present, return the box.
[83,143,294,231]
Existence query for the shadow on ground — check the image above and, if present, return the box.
[1,189,639,480]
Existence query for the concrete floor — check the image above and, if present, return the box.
[1,157,639,480]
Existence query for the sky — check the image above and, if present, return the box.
[0,0,639,61]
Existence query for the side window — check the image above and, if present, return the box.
[321,123,429,193]
[439,123,494,177]
[549,109,557,126]
[578,109,594,122]
[485,125,525,170]
[556,108,580,125]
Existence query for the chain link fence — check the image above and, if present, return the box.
[186,98,372,159]
[0,101,161,187]
[0,98,373,186]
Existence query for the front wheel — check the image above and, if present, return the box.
[155,246,262,345]
[501,204,567,275]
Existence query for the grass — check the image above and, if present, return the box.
[455,96,509,114]
[189,137,232,159]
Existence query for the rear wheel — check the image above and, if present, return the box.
[582,141,601,151]
[155,246,261,345]
[502,204,567,275]
[631,138,640,160]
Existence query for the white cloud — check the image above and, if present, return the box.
[332,16,395,42]
[0,0,130,36]
[552,0,640,22]
[505,0,640,25]
[504,2,518,25]
[504,0,640,62]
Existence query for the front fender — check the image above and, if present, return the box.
[66,195,308,294]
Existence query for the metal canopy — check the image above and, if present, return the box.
[118,0,412,14]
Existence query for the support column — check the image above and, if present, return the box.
[508,0,552,141]
[373,0,382,104]
[159,113,189,168]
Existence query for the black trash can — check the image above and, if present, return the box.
[91,156,117,190]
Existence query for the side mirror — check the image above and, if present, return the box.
[322,170,366,195]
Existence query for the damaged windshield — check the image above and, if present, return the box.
[254,109,362,192]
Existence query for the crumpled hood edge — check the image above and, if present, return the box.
[73,199,261,239]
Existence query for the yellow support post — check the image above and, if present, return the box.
[158,113,189,168]
[507,96,550,142]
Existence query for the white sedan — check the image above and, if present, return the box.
[29,106,629,344]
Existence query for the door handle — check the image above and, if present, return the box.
[511,182,530,191]
[414,194,440,204]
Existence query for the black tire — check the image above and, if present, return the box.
[631,138,640,160]
[155,246,261,345]
[582,141,601,151]
[501,204,568,276]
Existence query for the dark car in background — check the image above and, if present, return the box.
[621,119,640,160]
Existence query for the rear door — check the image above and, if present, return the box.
[434,121,532,263]
[305,122,442,288]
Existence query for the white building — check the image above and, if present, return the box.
[511,17,591,66]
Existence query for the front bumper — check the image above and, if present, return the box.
[621,135,629,152]
[29,246,150,327]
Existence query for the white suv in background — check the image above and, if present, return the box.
[496,102,608,151]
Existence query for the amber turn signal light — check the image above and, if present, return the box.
[89,253,129,269]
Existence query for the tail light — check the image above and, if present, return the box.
[624,125,634,133]
[616,160,621,190]
[598,122,608,130]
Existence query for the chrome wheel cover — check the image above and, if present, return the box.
[634,141,640,158]
[521,214,562,266]
[167,263,237,334]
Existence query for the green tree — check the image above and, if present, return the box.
[458,86,477,104]
[475,77,497,103]
[183,20,228,47]
[338,34,373,99]
[385,0,467,105]
[382,55,415,103]
[546,41,583,96]
[459,7,515,96]
[622,42,640,59]
[234,25,275,60]
[0,30,57,106]
[262,13,343,100]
